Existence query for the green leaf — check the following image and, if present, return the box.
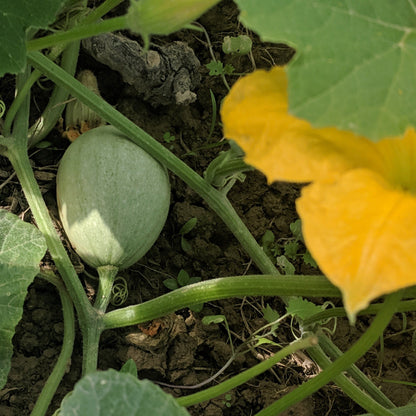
[179,217,197,235]
[283,241,299,259]
[252,337,280,348]
[206,60,226,76]
[60,369,190,416]
[163,132,176,143]
[203,146,253,190]
[120,359,138,378]
[180,236,192,254]
[286,297,322,321]
[223,63,236,75]
[253,337,280,348]
[303,250,318,268]
[222,35,253,55]
[35,140,53,149]
[224,63,235,75]
[262,303,279,324]
[262,304,280,333]
[0,0,65,76]
[206,60,235,76]
[261,229,275,246]
[0,209,47,389]
[235,0,416,140]
[202,314,226,325]
[188,276,201,285]
[289,219,303,242]
[275,255,295,275]
[177,269,190,286]
[163,278,178,291]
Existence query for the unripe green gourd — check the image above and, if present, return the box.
[56,125,170,270]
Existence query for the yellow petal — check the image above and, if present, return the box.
[376,128,416,193]
[221,67,384,184]
[297,169,416,320]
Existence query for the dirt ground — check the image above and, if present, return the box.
[1,1,416,415]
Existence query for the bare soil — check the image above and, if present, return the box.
[1,1,416,415]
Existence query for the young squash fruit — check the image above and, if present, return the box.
[56,125,170,270]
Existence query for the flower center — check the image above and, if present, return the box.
[377,130,416,194]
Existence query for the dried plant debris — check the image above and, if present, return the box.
[82,33,201,106]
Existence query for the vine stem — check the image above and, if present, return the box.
[81,0,125,24]
[79,265,120,372]
[3,140,95,325]
[254,291,402,416]
[310,334,395,409]
[103,275,340,329]
[4,140,101,375]
[307,345,396,414]
[3,69,42,136]
[304,298,416,327]
[177,336,318,407]
[28,40,81,147]
[1,66,98,376]
[5,40,80,140]
[2,67,92,321]
[30,272,75,416]
[95,265,119,313]
[27,16,127,52]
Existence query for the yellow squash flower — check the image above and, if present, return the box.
[221,66,416,321]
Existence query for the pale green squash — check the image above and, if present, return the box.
[56,125,170,270]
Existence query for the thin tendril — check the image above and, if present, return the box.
[110,276,129,306]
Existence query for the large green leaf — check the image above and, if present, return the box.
[60,370,190,416]
[0,209,47,389]
[0,0,65,76]
[235,0,416,141]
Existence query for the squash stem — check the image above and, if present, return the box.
[28,40,81,147]
[3,69,41,137]
[82,264,119,375]
[310,333,395,409]
[6,141,102,377]
[27,16,127,52]
[82,317,105,375]
[103,275,340,329]
[177,335,317,407]
[30,272,75,416]
[80,0,125,24]
[95,265,119,313]
[4,141,95,325]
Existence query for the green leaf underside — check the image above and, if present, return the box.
[0,0,65,76]
[0,209,47,389]
[235,0,416,140]
[60,370,190,415]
